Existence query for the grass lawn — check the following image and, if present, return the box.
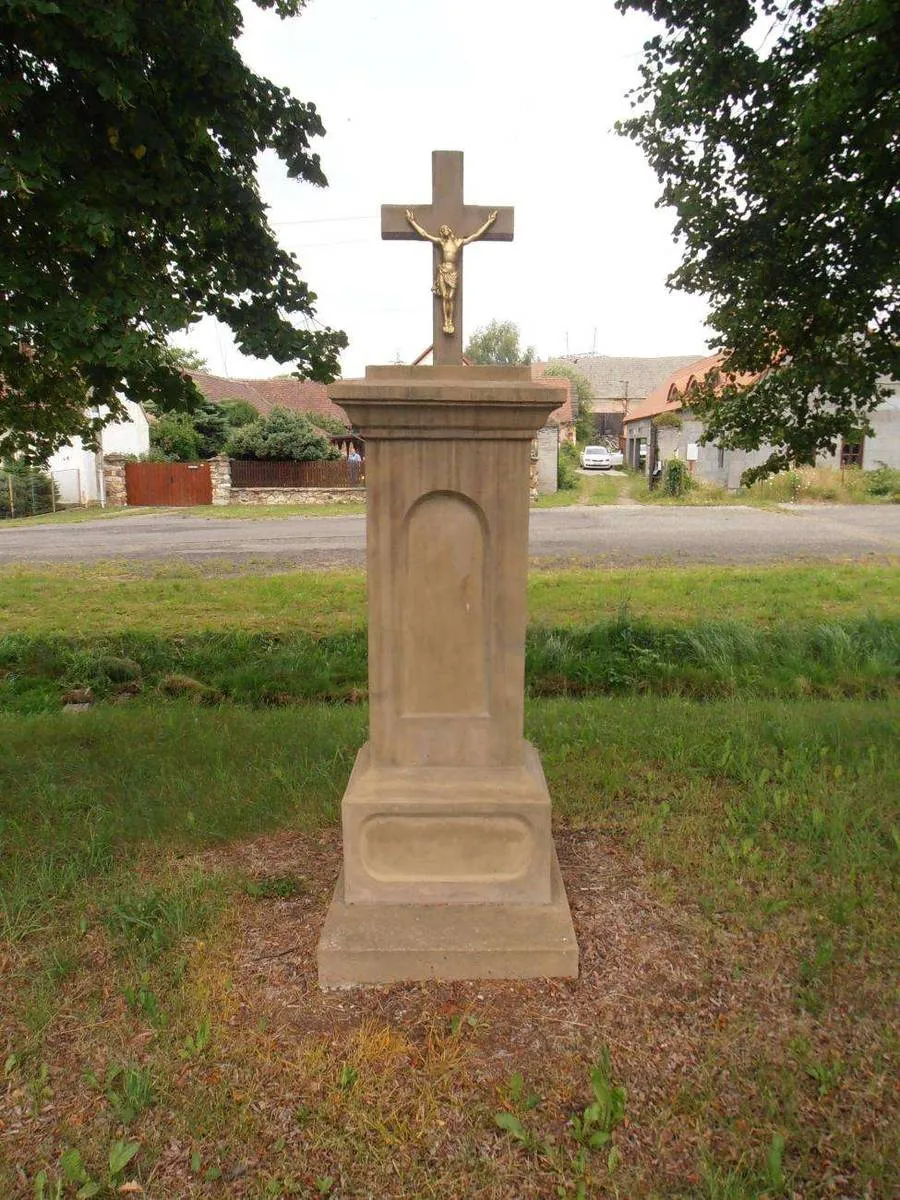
[534,473,626,508]
[0,561,897,1197]
[173,503,366,520]
[1,502,366,527]
[0,507,156,528]
[2,560,898,636]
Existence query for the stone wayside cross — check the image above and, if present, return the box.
[381,150,513,364]
[318,152,576,988]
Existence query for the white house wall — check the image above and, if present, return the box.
[101,400,150,456]
[46,438,97,504]
[47,399,149,505]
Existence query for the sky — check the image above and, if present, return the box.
[174,0,712,379]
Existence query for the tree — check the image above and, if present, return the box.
[0,0,347,461]
[191,402,231,459]
[165,346,208,373]
[544,362,596,443]
[616,0,899,480]
[465,320,535,366]
[227,408,338,462]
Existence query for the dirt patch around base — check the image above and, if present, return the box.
[179,827,894,1198]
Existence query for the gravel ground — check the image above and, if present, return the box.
[0,503,897,567]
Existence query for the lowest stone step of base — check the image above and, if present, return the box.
[317,846,577,988]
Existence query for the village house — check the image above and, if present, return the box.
[547,353,703,439]
[624,354,900,486]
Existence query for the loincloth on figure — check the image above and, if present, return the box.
[432,263,458,297]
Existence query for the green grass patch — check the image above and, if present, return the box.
[0,698,896,946]
[0,501,367,526]
[534,472,626,508]
[174,502,366,519]
[2,561,897,637]
[1,614,897,714]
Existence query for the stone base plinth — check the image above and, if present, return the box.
[341,741,553,906]
[318,846,577,988]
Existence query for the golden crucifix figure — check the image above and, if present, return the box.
[404,208,498,335]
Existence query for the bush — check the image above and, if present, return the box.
[558,441,579,491]
[866,463,900,500]
[227,407,339,462]
[149,413,202,461]
[219,400,260,428]
[662,458,693,497]
[0,464,57,518]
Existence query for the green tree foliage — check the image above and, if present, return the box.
[149,414,202,463]
[465,320,536,366]
[164,346,208,373]
[544,362,596,443]
[307,410,351,436]
[148,401,230,460]
[191,402,230,459]
[227,408,338,462]
[617,0,899,480]
[219,401,260,429]
[0,0,347,461]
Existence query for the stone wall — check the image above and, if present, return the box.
[229,487,365,505]
[102,455,128,507]
[535,425,559,495]
[210,455,231,505]
[208,456,363,506]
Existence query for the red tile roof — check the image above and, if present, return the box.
[624,353,759,424]
[187,371,350,427]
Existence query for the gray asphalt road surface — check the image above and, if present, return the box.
[0,504,897,567]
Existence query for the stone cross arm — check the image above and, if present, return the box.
[380,150,514,363]
[380,204,514,241]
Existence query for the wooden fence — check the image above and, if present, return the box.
[229,458,363,488]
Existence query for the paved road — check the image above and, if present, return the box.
[1,504,897,567]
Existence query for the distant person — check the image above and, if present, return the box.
[348,446,362,485]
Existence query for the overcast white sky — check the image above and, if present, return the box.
[175,0,711,378]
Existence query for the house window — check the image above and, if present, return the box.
[717,445,725,470]
[841,438,864,469]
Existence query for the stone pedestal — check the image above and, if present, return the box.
[317,366,578,987]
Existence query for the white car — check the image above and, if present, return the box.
[580,445,624,470]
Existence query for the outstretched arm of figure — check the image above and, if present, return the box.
[461,209,498,245]
[405,210,440,243]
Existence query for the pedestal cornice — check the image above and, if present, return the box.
[329,365,565,441]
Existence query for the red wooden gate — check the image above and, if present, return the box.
[125,462,212,507]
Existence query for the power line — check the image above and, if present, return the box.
[270,214,378,227]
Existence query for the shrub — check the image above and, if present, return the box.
[866,463,900,500]
[219,400,260,428]
[0,463,57,518]
[149,413,202,461]
[662,458,693,497]
[227,407,339,462]
[558,441,579,491]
